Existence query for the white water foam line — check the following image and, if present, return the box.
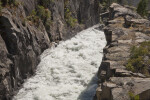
[13,25,106,100]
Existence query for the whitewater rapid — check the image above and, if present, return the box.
[13,25,106,100]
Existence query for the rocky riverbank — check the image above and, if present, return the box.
[95,3,150,100]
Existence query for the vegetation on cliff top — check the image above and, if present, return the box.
[137,0,148,17]
[65,8,77,27]
[128,92,140,100]
[26,1,52,30]
[64,0,77,27]
[126,41,150,76]
[0,1,2,14]
[0,0,19,7]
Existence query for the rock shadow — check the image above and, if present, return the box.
[77,73,98,100]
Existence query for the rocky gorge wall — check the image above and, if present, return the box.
[94,3,150,100]
[0,0,100,99]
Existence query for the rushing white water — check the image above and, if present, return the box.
[13,25,106,100]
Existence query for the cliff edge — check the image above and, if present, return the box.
[95,3,150,100]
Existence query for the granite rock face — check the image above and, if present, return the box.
[47,0,100,40]
[0,0,100,99]
[0,6,50,100]
[95,3,150,100]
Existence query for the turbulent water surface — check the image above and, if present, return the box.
[14,25,106,100]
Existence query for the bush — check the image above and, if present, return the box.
[37,6,45,19]
[0,1,2,14]
[64,0,77,27]
[129,92,140,100]
[37,6,51,25]
[1,0,19,6]
[38,0,50,8]
[126,41,150,75]
[26,10,39,25]
[137,0,148,17]
[65,8,77,27]
[27,6,51,27]
[13,0,19,7]
[100,0,110,8]
[45,9,51,21]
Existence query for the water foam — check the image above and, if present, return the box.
[13,25,106,100]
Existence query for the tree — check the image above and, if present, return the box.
[117,0,122,4]
[137,0,148,17]
[37,5,46,19]
[0,1,2,14]
[38,0,50,8]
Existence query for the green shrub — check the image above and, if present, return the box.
[38,0,51,8]
[129,92,140,100]
[65,8,77,27]
[37,6,51,21]
[37,6,51,26]
[26,5,51,27]
[38,0,54,8]
[37,6,45,19]
[0,1,2,14]
[44,9,52,30]
[13,0,19,6]
[100,0,109,8]
[64,0,77,27]
[45,9,51,21]
[26,10,39,24]
[1,0,19,6]
[137,0,148,17]
[126,41,150,75]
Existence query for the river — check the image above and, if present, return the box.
[13,25,106,100]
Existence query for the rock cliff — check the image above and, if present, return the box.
[95,3,150,100]
[0,0,100,99]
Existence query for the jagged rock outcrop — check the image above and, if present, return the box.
[95,3,150,100]
[0,5,50,99]
[0,0,100,99]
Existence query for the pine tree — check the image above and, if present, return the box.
[137,0,148,17]
[39,0,50,8]
[117,0,122,4]
[0,1,2,14]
